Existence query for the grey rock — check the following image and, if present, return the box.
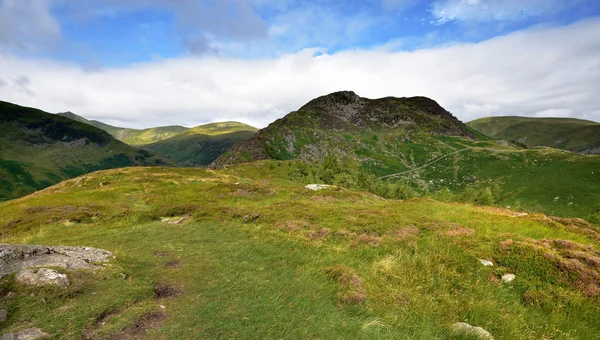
[0,244,113,278]
[479,259,494,267]
[305,184,331,191]
[15,268,69,288]
[451,322,494,339]
[0,309,6,322]
[501,273,516,283]
[0,328,49,340]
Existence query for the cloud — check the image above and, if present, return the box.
[0,19,598,129]
[431,0,570,24]
[0,0,62,52]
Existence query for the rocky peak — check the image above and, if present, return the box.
[299,91,362,112]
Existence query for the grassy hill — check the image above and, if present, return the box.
[210,91,478,170]
[57,112,189,146]
[0,101,169,201]
[467,116,600,154]
[1,163,599,338]
[142,122,258,166]
[207,92,600,220]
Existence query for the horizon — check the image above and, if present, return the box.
[0,1,599,129]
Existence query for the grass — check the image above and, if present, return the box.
[0,101,169,202]
[467,116,600,153]
[1,162,599,339]
[142,130,257,166]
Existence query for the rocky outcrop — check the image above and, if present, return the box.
[451,322,494,339]
[209,91,475,168]
[0,328,49,340]
[15,268,70,287]
[305,184,331,191]
[0,244,114,278]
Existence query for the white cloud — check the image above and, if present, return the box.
[0,19,599,129]
[0,0,61,52]
[431,0,570,23]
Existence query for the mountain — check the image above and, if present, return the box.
[0,101,169,201]
[141,122,258,166]
[467,116,600,154]
[208,91,600,220]
[210,91,477,170]
[57,112,189,146]
[1,163,599,338]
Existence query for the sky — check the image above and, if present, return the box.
[0,0,599,129]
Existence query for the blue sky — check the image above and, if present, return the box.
[25,0,600,65]
[0,0,599,128]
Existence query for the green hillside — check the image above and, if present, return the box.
[206,92,600,221]
[467,116,600,154]
[210,91,478,170]
[57,112,189,146]
[0,101,169,201]
[142,122,258,166]
[186,121,259,135]
[1,163,599,339]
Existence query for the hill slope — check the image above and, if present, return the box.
[467,116,600,154]
[0,163,599,338]
[142,122,258,166]
[0,101,168,201]
[57,112,189,146]
[208,92,600,220]
[210,91,477,170]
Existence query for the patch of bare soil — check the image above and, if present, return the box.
[108,312,169,340]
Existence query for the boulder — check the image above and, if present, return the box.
[0,328,49,340]
[0,244,113,278]
[305,184,331,191]
[501,273,516,283]
[451,322,494,339]
[0,308,6,322]
[15,268,69,288]
[479,259,494,267]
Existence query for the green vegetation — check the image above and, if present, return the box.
[1,162,599,339]
[142,123,257,166]
[0,101,169,201]
[58,112,189,146]
[467,116,600,154]
[184,121,258,136]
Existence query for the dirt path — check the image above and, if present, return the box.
[379,148,472,179]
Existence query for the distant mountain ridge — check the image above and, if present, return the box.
[467,116,600,154]
[57,112,189,146]
[210,91,476,170]
[56,112,258,166]
[142,122,258,166]
[0,101,169,201]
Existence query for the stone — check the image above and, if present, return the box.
[451,322,494,340]
[479,259,494,267]
[243,213,260,223]
[15,268,70,288]
[501,273,516,282]
[0,244,114,278]
[0,328,49,340]
[0,309,6,322]
[305,184,331,191]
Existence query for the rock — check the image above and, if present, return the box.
[243,213,260,223]
[0,328,49,340]
[0,309,6,322]
[451,322,494,339]
[161,217,187,225]
[501,273,516,283]
[305,184,331,191]
[479,259,494,267]
[15,268,70,288]
[0,244,114,278]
